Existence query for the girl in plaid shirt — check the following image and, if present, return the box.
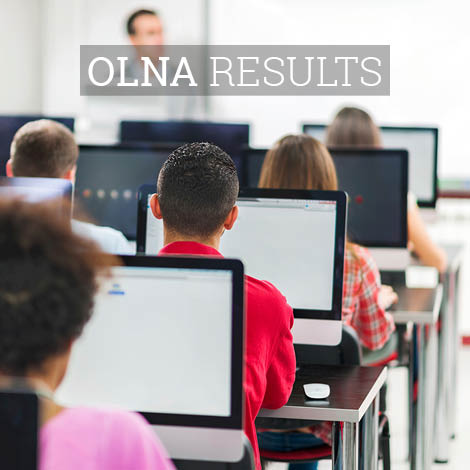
[326,106,447,273]
[256,134,397,470]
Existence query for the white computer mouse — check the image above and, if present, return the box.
[303,383,330,400]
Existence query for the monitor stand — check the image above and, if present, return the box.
[153,426,244,462]
[370,248,411,271]
[292,318,342,346]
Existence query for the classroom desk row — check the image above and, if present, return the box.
[255,280,444,470]
[384,243,464,468]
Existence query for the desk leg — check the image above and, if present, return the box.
[408,325,417,465]
[332,422,341,470]
[343,422,359,470]
[416,322,438,470]
[361,394,379,470]
[332,422,359,470]
[449,267,461,440]
[435,273,451,463]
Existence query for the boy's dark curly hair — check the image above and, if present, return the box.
[0,198,112,375]
[157,142,239,238]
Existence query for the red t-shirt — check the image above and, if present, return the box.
[159,242,296,469]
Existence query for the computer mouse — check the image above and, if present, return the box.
[303,383,330,400]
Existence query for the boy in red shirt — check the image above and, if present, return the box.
[150,142,296,469]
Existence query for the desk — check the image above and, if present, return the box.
[258,365,387,470]
[389,284,442,470]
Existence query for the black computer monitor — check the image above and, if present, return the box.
[239,147,408,247]
[239,147,268,188]
[56,255,245,462]
[75,143,178,240]
[331,148,409,248]
[0,115,74,176]
[302,123,438,207]
[119,120,250,169]
[137,185,347,345]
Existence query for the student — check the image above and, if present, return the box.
[0,199,174,470]
[6,119,132,255]
[149,142,296,470]
[326,106,447,273]
[257,134,397,470]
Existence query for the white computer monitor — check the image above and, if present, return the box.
[56,255,245,462]
[302,123,439,207]
[137,187,347,346]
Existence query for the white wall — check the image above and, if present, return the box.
[0,0,42,113]
[3,0,469,176]
[208,0,470,178]
[40,0,208,142]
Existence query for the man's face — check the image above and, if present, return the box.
[129,14,164,46]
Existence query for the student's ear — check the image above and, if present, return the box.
[63,165,77,182]
[5,159,13,177]
[150,193,163,220]
[223,206,238,231]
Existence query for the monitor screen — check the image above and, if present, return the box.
[56,256,244,429]
[0,176,72,205]
[330,148,408,248]
[302,123,438,207]
[75,144,177,240]
[120,120,250,169]
[220,190,345,319]
[138,187,346,320]
[380,127,437,207]
[0,115,74,176]
[240,148,268,187]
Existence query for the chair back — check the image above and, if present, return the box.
[0,388,38,470]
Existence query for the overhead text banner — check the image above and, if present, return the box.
[80,45,390,96]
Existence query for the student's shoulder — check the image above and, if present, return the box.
[348,244,379,276]
[48,406,150,432]
[43,407,173,468]
[245,274,290,310]
[71,220,132,254]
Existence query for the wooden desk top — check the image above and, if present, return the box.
[258,364,387,423]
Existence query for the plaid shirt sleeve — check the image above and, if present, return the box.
[344,245,395,350]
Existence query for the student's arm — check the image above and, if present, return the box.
[407,199,447,273]
[348,248,396,351]
[261,299,296,409]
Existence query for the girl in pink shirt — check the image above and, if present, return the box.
[0,199,174,470]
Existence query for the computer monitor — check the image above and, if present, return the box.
[75,143,178,240]
[0,177,73,217]
[302,123,438,207]
[239,147,409,269]
[137,186,346,345]
[56,255,245,462]
[331,148,409,269]
[239,147,268,188]
[119,120,250,169]
[0,115,74,176]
